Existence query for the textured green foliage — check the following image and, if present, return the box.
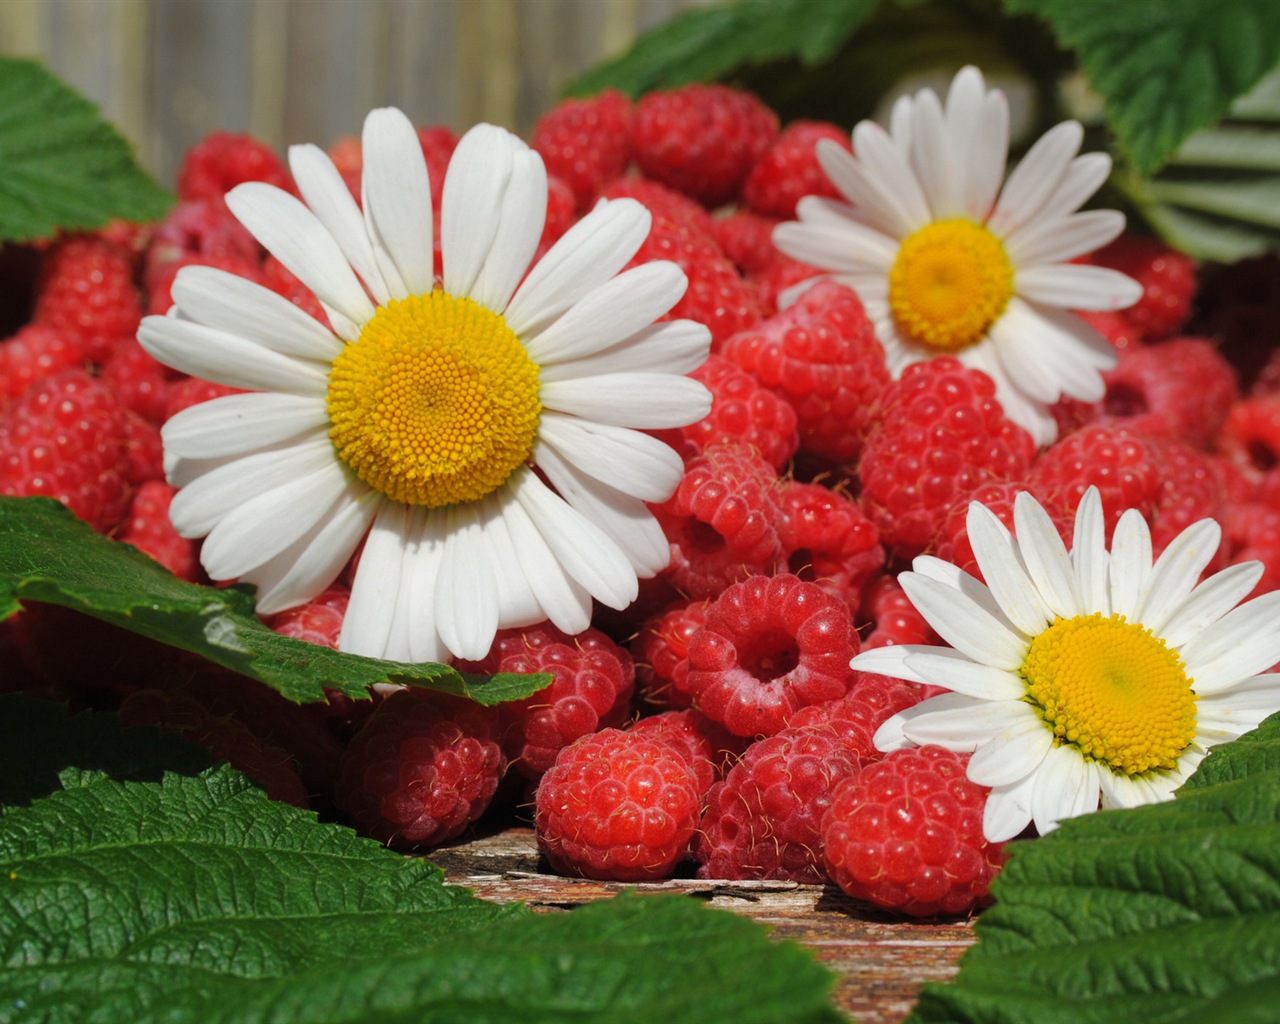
[0,57,171,242]
[906,720,1280,1023]
[1005,0,1280,175]
[565,0,878,98]
[0,698,841,1024]
[0,497,548,705]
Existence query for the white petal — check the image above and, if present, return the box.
[1181,590,1280,694]
[814,138,906,238]
[1036,152,1113,224]
[1159,561,1265,649]
[362,106,436,298]
[226,182,376,326]
[1199,673,1280,719]
[440,123,515,300]
[1071,487,1110,616]
[170,265,345,361]
[540,373,710,429]
[169,433,335,538]
[537,320,711,382]
[1134,518,1222,634]
[1016,264,1144,312]
[138,316,329,395]
[990,315,1067,404]
[201,460,352,580]
[402,511,450,665]
[162,392,329,460]
[251,489,379,615]
[470,146,547,312]
[289,142,390,305]
[851,645,931,685]
[962,92,1008,222]
[966,501,1051,636]
[524,261,687,365]
[989,121,1081,237]
[900,697,1026,751]
[477,495,544,628]
[983,771,1038,842]
[966,708,1053,786]
[504,198,650,337]
[1010,491,1080,617]
[1031,744,1097,834]
[535,415,684,503]
[991,299,1115,403]
[433,502,501,661]
[899,572,1026,669]
[771,220,898,273]
[1005,210,1127,267]
[1109,509,1154,622]
[909,87,960,218]
[903,649,1025,700]
[853,119,932,232]
[510,466,638,610]
[1097,768,1149,811]
[911,555,1024,638]
[339,501,412,659]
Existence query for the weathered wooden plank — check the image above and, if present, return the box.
[432,827,976,1024]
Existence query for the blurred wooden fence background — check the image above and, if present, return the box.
[0,0,705,187]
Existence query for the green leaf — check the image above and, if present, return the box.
[564,0,878,98]
[1003,0,1280,175]
[0,698,840,1024]
[906,743,1280,1023]
[0,57,171,243]
[0,497,549,706]
[1182,711,1280,791]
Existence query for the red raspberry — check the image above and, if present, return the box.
[723,279,889,463]
[531,90,633,212]
[536,727,701,881]
[1225,502,1280,597]
[99,338,174,424]
[787,673,929,762]
[260,255,328,323]
[119,410,164,487]
[632,85,778,207]
[742,119,852,219]
[750,255,823,316]
[929,480,1028,581]
[34,236,142,363]
[335,689,505,849]
[652,444,784,599]
[143,199,262,296]
[0,323,84,403]
[1075,309,1142,352]
[1086,234,1196,341]
[539,174,578,258]
[599,176,716,236]
[1145,436,1227,563]
[626,707,743,795]
[164,377,247,421]
[822,746,1006,917]
[861,575,943,650]
[858,358,1036,557]
[145,251,264,317]
[696,722,862,882]
[712,210,783,276]
[779,480,883,613]
[1215,393,1280,504]
[0,368,133,532]
[119,480,199,580]
[685,573,859,737]
[455,623,635,781]
[266,586,350,648]
[633,597,711,709]
[176,130,293,204]
[677,354,798,470]
[626,210,761,347]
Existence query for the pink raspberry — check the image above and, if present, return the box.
[626,707,744,796]
[633,597,711,709]
[652,443,784,599]
[1086,234,1196,341]
[676,353,799,470]
[787,673,930,762]
[1215,393,1280,502]
[34,236,142,363]
[531,90,633,212]
[99,339,174,424]
[177,130,293,204]
[537,174,578,260]
[742,119,852,219]
[712,210,784,276]
[536,727,701,880]
[778,479,883,613]
[455,623,635,780]
[859,357,1035,557]
[142,199,261,297]
[1225,502,1280,597]
[750,255,823,316]
[119,480,200,581]
[631,84,779,207]
[599,176,716,237]
[822,746,1006,917]
[723,279,889,463]
[335,689,505,849]
[266,586,350,648]
[685,573,859,737]
[696,722,862,882]
[0,323,84,404]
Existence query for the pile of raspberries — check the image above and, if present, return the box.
[3,83,1278,920]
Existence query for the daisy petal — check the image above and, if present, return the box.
[362,106,436,298]
[1180,590,1280,694]
[899,571,1027,669]
[1015,264,1145,312]
[963,91,1008,221]
[772,220,898,273]
[470,146,547,312]
[1071,487,1110,616]
[1031,744,1097,834]
[477,495,544,628]
[1014,491,1081,617]
[1134,518,1222,634]
[1200,673,1280,718]
[815,140,904,238]
[540,373,710,429]
[903,649,1025,700]
[440,123,515,300]
[433,502,501,661]
[984,771,1037,842]
[852,120,932,233]
[536,320,711,382]
[1005,209,1127,266]
[535,415,684,503]
[910,88,960,218]
[1037,152,1113,224]
[966,709,1053,787]
[890,692,1018,749]
[851,644,933,685]
[340,501,411,658]
[966,501,1051,636]
[226,182,376,326]
[989,120,1081,237]
[1109,509,1153,621]
[402,510,449,665]
[138,316,329,395]
[161,392,328,460]
[171,265,345,361]
[1159,561,1265,649]
[505,199,650,337]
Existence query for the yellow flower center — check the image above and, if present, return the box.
[1021,612,1197,777]
[888,218,1014,351]
[326,291,541,508]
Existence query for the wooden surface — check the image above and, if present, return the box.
[432,827,977,1024]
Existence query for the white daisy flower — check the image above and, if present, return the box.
[773,65,1143,446]
[139,109,711,664]
[852,487,1280,842]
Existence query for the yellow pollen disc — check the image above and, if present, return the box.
[1020,612,1197,777]
[326,291,541,508]
[888,218,1014,352]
